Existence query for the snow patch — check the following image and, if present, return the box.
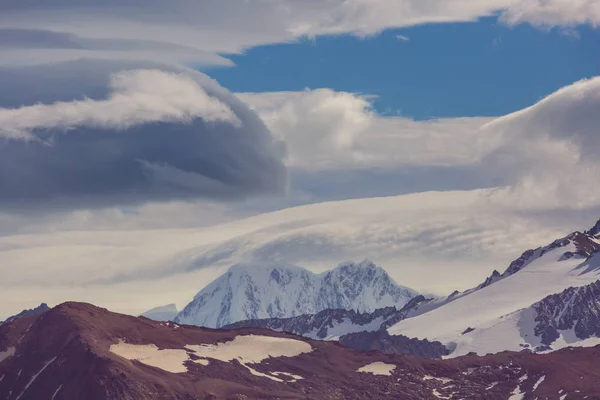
[111,335,312,382]
[186,334,312,382]
[51,385,63,400]
[357,362,396,376]
[532,375,545,391]
[110,341,190,373]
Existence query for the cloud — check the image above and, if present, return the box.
[396,34,410,41]
[0,69,238,140]
[0,1,597,66]
[240,77,600,213]
[238,89,495,171]
[0,61,287,209]
[481,77,600,209]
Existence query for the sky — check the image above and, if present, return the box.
[0,0,599,319]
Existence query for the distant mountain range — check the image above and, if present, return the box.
[228,219,600,359]
[2,302,600,399]
[0,303,49,326]
[173,260,418,328]
[140,304,178,322]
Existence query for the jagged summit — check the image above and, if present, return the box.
[175,261,418,328]
[0,303,50,325]
[587,218,600,236]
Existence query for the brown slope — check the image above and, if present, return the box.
[1,302,600,400]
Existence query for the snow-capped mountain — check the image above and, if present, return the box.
[388,219,600,357]
[223,295,428,340]
[175,260,418,328]
[223,296,449,358]
[140,304,178,322]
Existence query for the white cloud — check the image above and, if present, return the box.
[0,61,287,208]
[0,69,238,141]
[0,1,597,66]
[396,34,410,41]
[481,77,600,209]
[238,90,495,171]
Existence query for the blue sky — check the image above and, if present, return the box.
[207,17,599,120]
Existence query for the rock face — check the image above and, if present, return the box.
[534,280,600,346]
[175,260,419,328]
[387,218,600,358]
[2,302,600,400]
[339,330,450,359]
[0,303,50,325]
[140,304,178,322]
[222,296,447,358]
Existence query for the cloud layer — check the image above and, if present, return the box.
[0,1,597,66]
[0,62,287,208]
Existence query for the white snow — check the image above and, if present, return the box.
[423,375,452,384]
[432,389,451,399]
[305,316,387,341]
[389,242,600,357]
[357,362,396,376]
[0,347,15,364]
[51,385,63,400]
[175,260,417,328]
[111,335,312,381]
[186,334,313,381]
[272,371,304,382]
[110,341,190,373]
[15,356,57,400]
[532,376,545,391]
[140,304,178,322]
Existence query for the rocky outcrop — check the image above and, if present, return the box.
[339,330,449,359]
[0,303,50,325]
[534,280,600,346]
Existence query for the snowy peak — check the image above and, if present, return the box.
[175,261,418,328]
[586,218,600,236]
[478,227,600,291]
[140,304,178,322]
[318,259,417,313]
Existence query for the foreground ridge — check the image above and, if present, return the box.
[1,302,600,399]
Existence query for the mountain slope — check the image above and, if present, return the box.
[388,219,600,357]
[0,303,50,325]
[140,304,178,322]
[175,260,418,328]
[2,302,600,399]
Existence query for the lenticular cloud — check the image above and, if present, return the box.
[0,61,287,208]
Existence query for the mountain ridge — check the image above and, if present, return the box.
[175,259,419,328]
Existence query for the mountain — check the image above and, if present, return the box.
[222,299,424,340]
[2,302,600,399]
[175,260,419,328]
[0,303,50,325]
[140,304,178,322]
[388,219,600,357]
[222,296,450,358]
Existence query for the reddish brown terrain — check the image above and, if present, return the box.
[1,302,600,400]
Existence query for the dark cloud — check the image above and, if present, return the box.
[0,60,287,210]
